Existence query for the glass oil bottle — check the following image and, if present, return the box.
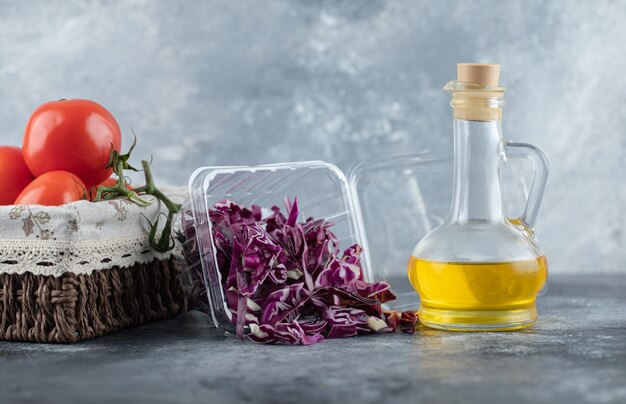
[408,64,549,331]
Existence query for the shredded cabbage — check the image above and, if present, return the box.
[195,197,416,344]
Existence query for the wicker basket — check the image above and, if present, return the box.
[0,194,187,343]
[0,258,185,343]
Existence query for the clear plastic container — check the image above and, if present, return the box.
[181,153,531,332]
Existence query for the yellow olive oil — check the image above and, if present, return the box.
[408,256,547,331]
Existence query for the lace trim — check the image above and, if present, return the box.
[0,233,181,277]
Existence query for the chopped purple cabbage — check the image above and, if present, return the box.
[183,197,417,344]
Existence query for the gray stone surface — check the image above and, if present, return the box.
[0,274,625,404]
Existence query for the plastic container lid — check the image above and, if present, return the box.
[181,151,531,331]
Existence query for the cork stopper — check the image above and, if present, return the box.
[447,63,504,121]
[457,63,500,87]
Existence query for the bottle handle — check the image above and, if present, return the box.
[504,142,550,229]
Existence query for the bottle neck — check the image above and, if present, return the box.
[449,118,505,224]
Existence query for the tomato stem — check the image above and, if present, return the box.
[137,160,182,214]
[94,139,181,252]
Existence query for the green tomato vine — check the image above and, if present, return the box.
[93,135,181,252]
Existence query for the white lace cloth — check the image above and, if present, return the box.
[0,188,187,277]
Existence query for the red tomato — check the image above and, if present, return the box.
[22,99,122,188]
[0,146,34,205]
[15,171,87,206]
[89,177,133,201]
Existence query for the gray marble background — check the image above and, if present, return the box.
[0,1,624,273]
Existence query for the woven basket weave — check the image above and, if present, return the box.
[0,257,185,343]
[0,192,188,343]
